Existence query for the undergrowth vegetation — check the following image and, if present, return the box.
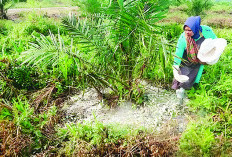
[13,0,74,8]
[56,120,178,156]
[0,0,232,156]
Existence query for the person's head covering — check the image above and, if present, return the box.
[184,16,202,39]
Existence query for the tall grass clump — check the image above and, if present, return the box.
[23,12,67,36]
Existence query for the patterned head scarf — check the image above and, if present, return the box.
[184,16,202,63]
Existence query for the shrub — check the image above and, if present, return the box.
[23,12,66,36]
[185,0,213,16]
[7,65,40,90]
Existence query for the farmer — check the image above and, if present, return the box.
[172,16,217,102]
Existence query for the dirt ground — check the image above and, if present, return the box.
[6,6,79,20]
[64,81,191,136]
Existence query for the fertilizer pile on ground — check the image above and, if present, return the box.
[64,81,190,133]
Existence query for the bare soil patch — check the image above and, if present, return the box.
[6,6,79,20]
[64,81,191,135]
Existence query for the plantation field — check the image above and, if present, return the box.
[0,0,232,156]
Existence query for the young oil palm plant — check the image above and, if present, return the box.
[62,0,170,100]
[20,0,171,102]
[186,0,213,16]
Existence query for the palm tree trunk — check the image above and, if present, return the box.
[0,4,3,18]
[0,4,7,19]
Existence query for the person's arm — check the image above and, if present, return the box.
[201,25,217,39]
[174,33,186,66]
[173,33,189,83]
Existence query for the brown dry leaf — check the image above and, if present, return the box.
[34,85,55,109]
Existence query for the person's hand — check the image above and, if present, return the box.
[173,65,189,83]
[198,60,208,65]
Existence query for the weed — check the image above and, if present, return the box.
[178,117,216,156]
[0,97,58,156]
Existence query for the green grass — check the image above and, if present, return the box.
[1,0,232,156]
[12,0,74,8]
[0,97,57,155]
[177,117,216,156]
[56,120,147,156]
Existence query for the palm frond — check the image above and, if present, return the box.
[62,15,109,55]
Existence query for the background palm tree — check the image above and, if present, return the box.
[0,0,8,19]
[0,0,20,19]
